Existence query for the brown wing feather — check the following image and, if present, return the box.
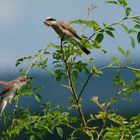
[59,21,81,40]
[0,81,16,97]
[0,81,7,85]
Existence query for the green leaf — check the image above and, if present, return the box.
[20,91,33,96]
[45,126,53,134]
[62,84,69,89]
[113,75,125,86]
[119,23,129,32]
[15,56,33,66]
[125,7,131,16]
[107,113,128,124]
[90,20,100,31]
[37,58,48,69]
[130,36,135,48]
[105,1,118,4]
[54,70,64,81]
[91,65,103,76]
[111,56,122,65]
[92,96,99,104]
[72,70,78,80]
[134,24,140,29]
[102,49,107,54]
[34,94,42,102]
[95,33,104,43]
[137,31,140,43]
[132,70,140,77]
[70,19,100,31]
[93,41,101,49]
[15,58,24,66]
[105,30,114,38]
[55,73,62,81]
[118,0,127,6]
[117,46,130,59]
[56,127,63,138]
[107,27,115,31]
[3,112,7,125]
[29,135,35,140]
[128,29,137,34]
[33,86,44,91]
[133,19,140,24]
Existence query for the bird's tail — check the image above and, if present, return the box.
[74,38,91,55]
[0,98,8,115]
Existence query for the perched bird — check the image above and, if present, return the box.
[0,76,27,114]
[44,17,91,55]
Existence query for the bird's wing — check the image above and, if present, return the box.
[0,81,15,97]
[0,81,7,85]
[59,21,81,40]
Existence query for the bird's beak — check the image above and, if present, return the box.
[25,79,27,82]
[44,20,49,26]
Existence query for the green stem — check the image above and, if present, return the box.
[12,95,19,127]
[90,135,94,140]
[120,133,124,140]
[89,15,140,40]
[99,65,140,72]
[25,56,37,78]
[25,47,48,78]
[78,73,92,101]
[78,64,140,102]
[60,39,88,128]
[13,95,19,115]
[96,128,105,140]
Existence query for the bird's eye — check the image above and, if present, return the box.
[20,79,26,82]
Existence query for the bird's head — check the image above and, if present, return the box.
[13,76,27,89]
[44,17,56,26]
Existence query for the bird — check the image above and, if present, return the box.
[44,17,91,55]
[0,76,27,114]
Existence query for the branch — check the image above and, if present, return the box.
[77,64,140,102]
[12,94,19,127]
[89,15,140,40]
[11,47,48,126]
[60,39,88,128]
[25,47,48,78]
[13,95,19,115]
[78,73,92,101]
[99,65,140,72]
[96,128,106,140]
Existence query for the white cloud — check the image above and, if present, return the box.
[0,1,20,24]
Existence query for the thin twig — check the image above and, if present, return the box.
[12,95,19,116]
[120,133,124,140]
[99,65,140,72]
[25,47,48,78]
[78,64,140,102]
[12,94,19,127]
[12,47,48,126]
[78,73,92,101]
[96,128,106,140]
[89,15,140,40]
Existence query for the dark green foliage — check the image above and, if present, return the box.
[1,105,76,140]
[1,0,140,140]
[137,31,140,43]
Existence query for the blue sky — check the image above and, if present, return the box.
[0,0,139,74]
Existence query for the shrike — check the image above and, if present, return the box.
[0,76,27,114]
[44,17,91,55]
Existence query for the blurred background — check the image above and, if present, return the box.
[0,0,140,139]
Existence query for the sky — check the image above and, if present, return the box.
[0,0,140,74]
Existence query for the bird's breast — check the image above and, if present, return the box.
[52,25,65,37]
